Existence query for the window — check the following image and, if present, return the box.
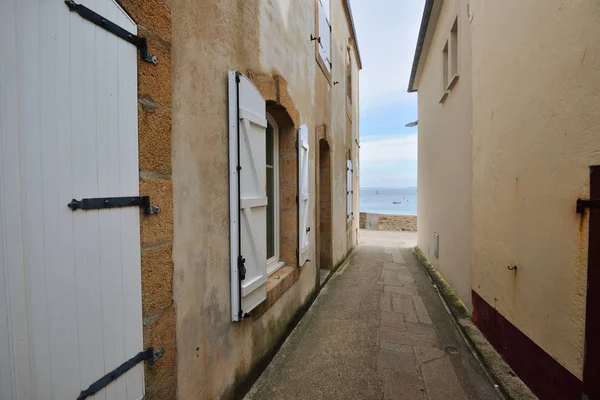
[450,18,458,80]
[442,40,449,92]
[317,0,332,73]
[266,114,284,275]
[441,17,459,101]
[229,72,309,321]
[346,49,352,102]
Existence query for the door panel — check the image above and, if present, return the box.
[0,1,144,399]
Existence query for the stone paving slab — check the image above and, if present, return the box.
[383,369,427,400]
[413,296,433,324]
[383,284,417,297]
[421,357,467,400]
[381,310,407,331]
[392,253,407,264]
[245,230,500,400]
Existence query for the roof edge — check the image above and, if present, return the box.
[407,0,435,92]
[343,0,363,70]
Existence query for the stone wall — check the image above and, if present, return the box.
[359,212,417,232]
[116,0,176,398]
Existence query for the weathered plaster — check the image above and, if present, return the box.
[414,0,473,310]
[469,0,600,379]
[171,0,360,398]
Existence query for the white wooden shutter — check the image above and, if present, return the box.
[229,71,268,321]
[347,159,354,220]
[318,0,332,71]
[298,125,311,266]
[0,1,144,399]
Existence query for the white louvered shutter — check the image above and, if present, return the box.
[347,159,353,220]
[318,0,332,71]
[298,125,310,266]
[229,71,268,321]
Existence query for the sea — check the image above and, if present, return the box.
[360,187,417,216]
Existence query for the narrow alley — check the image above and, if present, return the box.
[246,230,501,400]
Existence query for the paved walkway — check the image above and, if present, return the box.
[246,230,501,400]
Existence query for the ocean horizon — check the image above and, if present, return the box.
[360,187,417,216]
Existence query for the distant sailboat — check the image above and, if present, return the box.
[393,201,402,204]
[376,190,379,195]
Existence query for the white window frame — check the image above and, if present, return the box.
[266,114,285,275]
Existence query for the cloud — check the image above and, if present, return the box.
[360,132,418,163]
[350,0,424,188]
[352,0,425,111]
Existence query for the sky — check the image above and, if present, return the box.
[352,0,425,188]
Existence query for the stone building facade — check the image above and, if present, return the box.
[0,0,360,399]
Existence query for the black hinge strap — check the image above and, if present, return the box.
[77,347,164,400]
[65,0,158,65]
[577,199,600,214]
[68,196,160,215]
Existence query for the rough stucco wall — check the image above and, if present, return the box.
[416,0,473,309]
[171,0,359,398]
[171,1,262,398]
[469,0,600,379]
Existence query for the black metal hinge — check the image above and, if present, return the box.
[77,347,164,400]
[577,199,600,214]
[65,0,158,65]
[238,256,247,280]
[68,196,160,215]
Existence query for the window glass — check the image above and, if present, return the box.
[346,50,352,101]
[266,122,275,260]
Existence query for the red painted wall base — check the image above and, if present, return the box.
[472,290,582,400]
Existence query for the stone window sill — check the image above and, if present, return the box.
[439,91,449,104]
[267,260,285,276]
[252,265,301,318]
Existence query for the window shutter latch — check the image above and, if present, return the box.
[65,0,159,65]
[577,199,600,214]
[238,256,247,280]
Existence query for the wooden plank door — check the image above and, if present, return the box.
[584,166,600,399]
[0,1,144,399]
